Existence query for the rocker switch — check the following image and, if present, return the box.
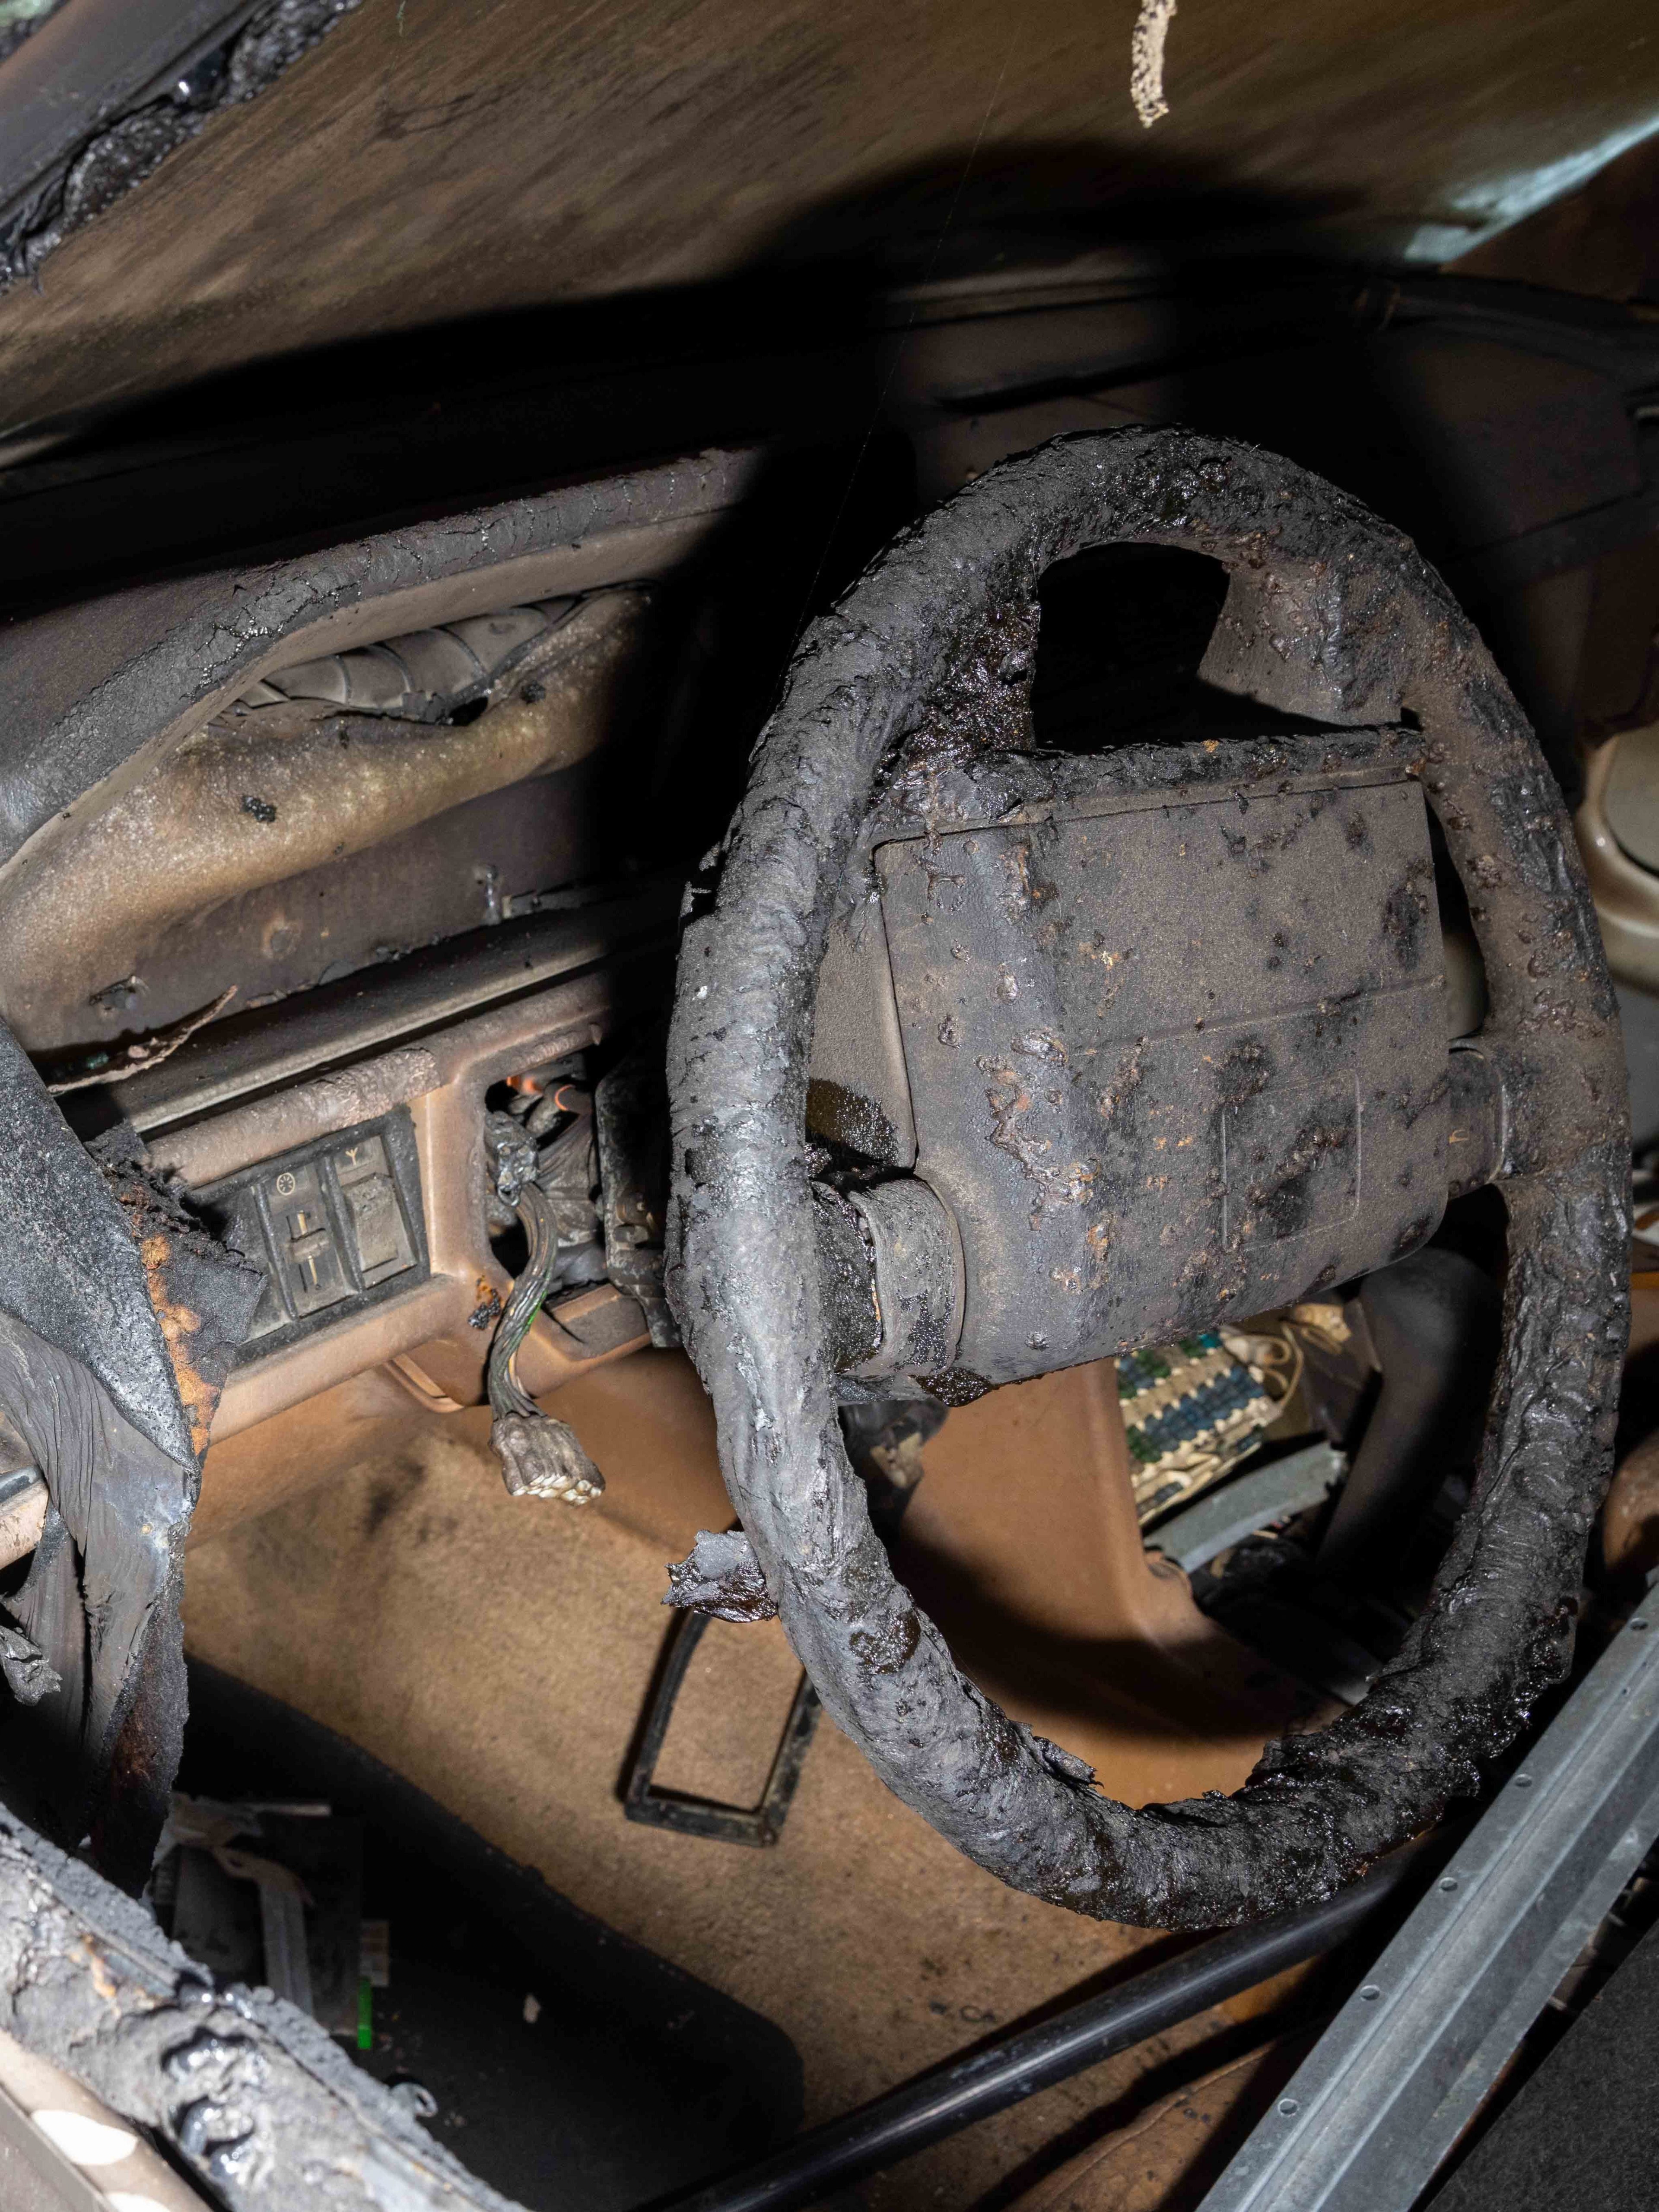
[194,1105,429,1365]
[265,1161,350,1315]
[331,1136,416,1285]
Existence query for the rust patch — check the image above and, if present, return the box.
[72,1935,120,2006]
[136,1230,215,1458]
[96,1128,264,1466]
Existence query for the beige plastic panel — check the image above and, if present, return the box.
[1577,724,1659,990]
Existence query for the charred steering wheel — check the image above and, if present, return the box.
[667,429,1629,1930]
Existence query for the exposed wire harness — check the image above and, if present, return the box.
[485,1132,604,1505]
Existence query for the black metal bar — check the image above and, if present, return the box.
[663,1837,1443,2212]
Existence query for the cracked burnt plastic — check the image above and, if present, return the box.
[667,427,1631,1930]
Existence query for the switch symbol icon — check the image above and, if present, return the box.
[262,1158,348,1315]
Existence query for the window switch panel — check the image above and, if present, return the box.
[193,1108,428,1364]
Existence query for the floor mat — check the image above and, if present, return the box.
[181,1357,1252,2210]
[178,1660,802,2210]
[1428,1914,1659,2212]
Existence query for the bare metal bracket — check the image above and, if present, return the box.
[1198,1590,1659,2211]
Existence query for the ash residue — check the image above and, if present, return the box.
[1381,857,1435,969]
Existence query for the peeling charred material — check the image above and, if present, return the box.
[93,1124,264,1460]
[0,1047,201,1470]
[839,1177,965,1382]
[812,1185,883,1371]
[667,429,1630,1930]
[0,1620,58,1706]
[664,1530,779,1623]
[0,1096,260,1891]
[0,1807,520,2211]
[594,1029,680,1348]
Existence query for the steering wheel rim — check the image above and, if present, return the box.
[667,428,1630,1930]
